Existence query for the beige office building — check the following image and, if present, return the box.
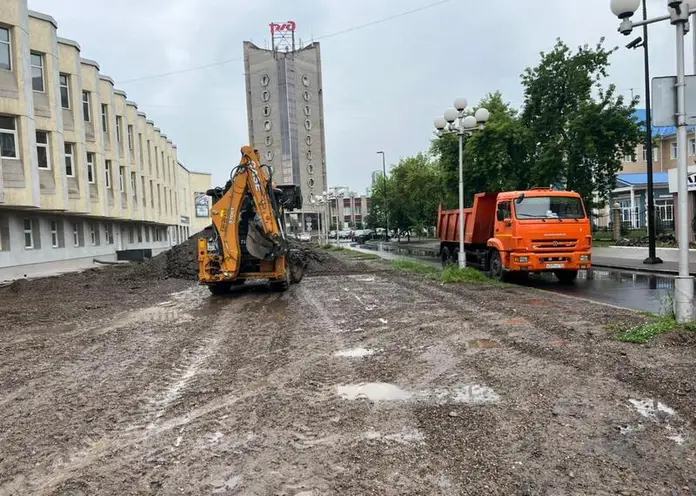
[0,1,212,281]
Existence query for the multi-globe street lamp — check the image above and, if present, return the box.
[610,0,695,322]
[434,98,489,269]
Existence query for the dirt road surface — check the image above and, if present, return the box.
[0,251,695,495]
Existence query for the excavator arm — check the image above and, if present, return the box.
[209,146,286,278]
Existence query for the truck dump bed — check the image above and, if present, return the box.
[437,192,498,245]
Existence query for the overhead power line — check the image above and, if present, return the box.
[118,0,454,85]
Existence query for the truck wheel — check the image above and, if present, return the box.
[441,247,453,268]
[208,283,232,295]
[488,250,507,282]
[555,270,578,284]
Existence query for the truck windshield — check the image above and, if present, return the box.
[515,196,585,220]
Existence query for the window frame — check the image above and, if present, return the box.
[105,159,112,189]
[30,51,44,93]
[50,220,59,248]
[119,166,125,192]
[0,114,19,159]
[59,73,70,109]
[64,142,74,177]
[115,115,122,143]
[82,91,91,122]
[671,141,678,160]
[72,222,80,247]
[35,130,51,170]
[0,26,12,71]
[127,124,134,151]
[86,152,95,184]
[101,104,108,133]
[23,218,34,249]
[130,171,136,197]
[90,223,97,246]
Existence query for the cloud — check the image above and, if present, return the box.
[26,0,693,194]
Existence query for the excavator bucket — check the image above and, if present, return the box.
[246,216,275,260]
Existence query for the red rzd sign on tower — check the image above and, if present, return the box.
[269,21,296,33]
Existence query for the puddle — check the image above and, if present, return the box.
[629,399,675,422]
[363,428,425,444]
[336,383,413,401]
[336,383,500,404]
[467,339,501,349]
[334,347,377,358]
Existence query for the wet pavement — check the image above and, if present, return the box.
[353,242,691,315]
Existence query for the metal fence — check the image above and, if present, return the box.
[592,207,675,236]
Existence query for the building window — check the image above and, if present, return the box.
[59,74,70,109]
[0,115,18,158]
[690,138,696,156]
[36,131,50,169]
[0,27,11,71]
[105,223,114,244]
[82,91,91,121]
[141,177,146,205]
[119,166,125,192]
[127,125,134,151]
[86,152,95,183]
[656,199,674,222]
[130,172,136,197]
[138,133,144,165]
[30,52,44,92]
[145,225,150,242]
[643,146,659,162]
[50,220,59,248]
[101,104,108,133]
[128,225,134,244]
[64,143,74,177]
[105,159,112,188]
[623,154,634,163]
[671,141,678,160]
[90,223,98,246]
[24,218,34,249]
[72,223,80,247]
[115,116,122,143]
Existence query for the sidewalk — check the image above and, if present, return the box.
[364,240,696,276]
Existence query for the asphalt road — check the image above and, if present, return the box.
[0,252,694,494]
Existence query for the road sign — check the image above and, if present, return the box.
[651,75,696,127]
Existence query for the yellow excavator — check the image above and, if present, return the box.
[198,145,306,294]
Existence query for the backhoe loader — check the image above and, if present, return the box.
[198,145,306,294]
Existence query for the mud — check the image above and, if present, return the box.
[0,250,695,495]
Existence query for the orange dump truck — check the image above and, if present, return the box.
[436,188,592,283]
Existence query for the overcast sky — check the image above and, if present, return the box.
[27,0,694,194]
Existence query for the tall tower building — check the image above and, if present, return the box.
[243,22,327,231]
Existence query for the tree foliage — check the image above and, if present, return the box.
[520,39,641,208]
[371,38,641,231]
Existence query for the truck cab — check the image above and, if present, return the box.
[437,188,592,283]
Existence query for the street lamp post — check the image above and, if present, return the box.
[610,0,695,322]
[625,0,663,265]
[433,98,489,269]
[376,151,389,240]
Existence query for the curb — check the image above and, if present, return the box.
[591,262,694,277]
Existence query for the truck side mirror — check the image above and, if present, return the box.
[504,218,512,226]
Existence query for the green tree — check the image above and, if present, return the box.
[520,38,642,208]
[430,91,530,208]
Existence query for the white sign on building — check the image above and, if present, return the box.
[668,165,696,193]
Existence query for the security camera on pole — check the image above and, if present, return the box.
[610,0,695,322]
[434,98,489,269]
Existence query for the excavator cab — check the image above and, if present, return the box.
[198,146,307,294]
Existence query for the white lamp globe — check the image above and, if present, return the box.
[454,98,468,112]
[475,107,490,123]
[434,117,447,130]
[610,0,640,18]
[463,115,478,129]
[444,108,458,123]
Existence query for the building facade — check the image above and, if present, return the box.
[243,33,327,229]
[0,2,212,281]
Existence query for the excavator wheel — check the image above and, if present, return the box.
[270,263,291,292]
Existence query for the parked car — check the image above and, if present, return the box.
[298,232,312,242]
